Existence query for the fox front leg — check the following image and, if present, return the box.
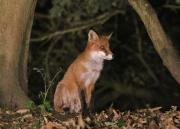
[84,85,94,111]
[70,95,82,113]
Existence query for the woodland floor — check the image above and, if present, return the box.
[0,106,180,129]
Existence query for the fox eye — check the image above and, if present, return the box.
[100,46,104,49]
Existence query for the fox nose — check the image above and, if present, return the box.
[106,53,113,60]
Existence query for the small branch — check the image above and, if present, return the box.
[163,4,180,10]
[34,13,57,19]
[31,10,122,42]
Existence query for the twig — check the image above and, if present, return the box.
[35,13,57,19]
[163,4,180,10]
[31,10,122,42]
[44,38,60,99]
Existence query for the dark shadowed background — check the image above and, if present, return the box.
[29,0,180,111]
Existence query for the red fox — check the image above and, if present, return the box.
[54,30,113,113]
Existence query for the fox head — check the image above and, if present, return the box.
[86,30,113,61]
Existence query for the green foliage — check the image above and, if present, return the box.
[50,0,121,23]
[117,119,127,128]
[176,0,180,4]
[104,119,126,128]
[26,100,35,110]
[38,100,52,112]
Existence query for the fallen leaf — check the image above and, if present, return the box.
[16,109,30,114]
[41,122,66,129]
[22,114,33,119]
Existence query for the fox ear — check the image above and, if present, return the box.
[106,32,113,40]
[88,30,99,42]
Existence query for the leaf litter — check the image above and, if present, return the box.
[0,106,179,129]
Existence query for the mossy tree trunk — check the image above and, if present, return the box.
[0,0,37,108]
[128,0,180,85]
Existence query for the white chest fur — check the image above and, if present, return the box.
[81,59,103,87]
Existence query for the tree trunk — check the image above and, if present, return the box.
[128,0,180,85]
[0,0,37,108]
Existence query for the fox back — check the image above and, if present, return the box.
[54,30,113,113]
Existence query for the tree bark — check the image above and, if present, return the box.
[128,0,180,85]
[0,0,37,108]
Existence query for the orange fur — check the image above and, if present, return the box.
[54,30,113,113]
